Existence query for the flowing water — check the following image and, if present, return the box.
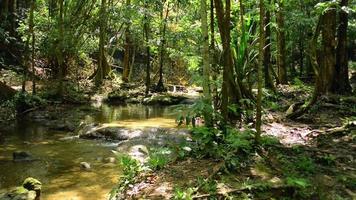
[0,104,186,200]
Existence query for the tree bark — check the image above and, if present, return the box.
[331,0,352,94]
[316,5,336,95]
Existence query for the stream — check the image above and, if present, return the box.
[0,104,186,200]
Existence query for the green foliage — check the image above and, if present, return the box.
[173,187,194,200]
[191,126,255,170]
[286,177,310,189]
[318,154,336,166]
[109,155,143,200]
[147,147,171,171]
[13,93,46,113]
[197,177,218,195]
[294,156,316,174]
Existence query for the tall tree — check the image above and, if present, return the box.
[122,0,132,83]
[29,0,36,94]
[256,0,264,143]
[156,0,170,92]
[210,0,218,108]
[57,0,65,96]
[144,0,151,96]
[95,0,110,85]
[331,0,352,94]
[201,0,212,126]
[263,1,274,89]
[276,0,287,84]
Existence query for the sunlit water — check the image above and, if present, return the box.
[0,104,186,200]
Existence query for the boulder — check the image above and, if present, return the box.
[104,157,116,163]
[79,124,143,141]
[80,162,91,170]
[0,187,36,200]
[13,151,35,162]
[22,178,41,200]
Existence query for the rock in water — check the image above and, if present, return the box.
[23,177,41,200]
[23,177,42,192]
[13,151,34,162]
[104,157,116,163]
[80,162,91,170]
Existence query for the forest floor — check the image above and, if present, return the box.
[120,85,356,200]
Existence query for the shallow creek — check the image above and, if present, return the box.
[0,104,186,200]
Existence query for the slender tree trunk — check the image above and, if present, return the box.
[156,1,169,92]
[299,37,304,76]
[29,0,36,94]
[276,0,287,84]
[122,0,131,83]
[144,0,150,96]
[210,0,218,109]
[263,2,274,89]
[214,0,230,121]
[57,0,65,96]
[256,0,264,143]
[95,0,109,85]
[331,0,352,94]
[201,0,212,126]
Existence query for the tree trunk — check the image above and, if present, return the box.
[210,0,219,109]
[57,0,65,96]
[276,0,287,84]
[144,0,151,96]
[95,0,109,85]
[263,2,274,89]
[156,1,169,92]
[29,0,36,94]
[201,0,212,126]
[122,0,131,83]
[256,0,264,143]
[331,0,352,94]
[316,5,336,95]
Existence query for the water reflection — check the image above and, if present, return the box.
[0,104,186,200]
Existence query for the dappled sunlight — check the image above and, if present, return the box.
[263,122,312,145]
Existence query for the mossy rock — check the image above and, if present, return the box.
[22,178,41,192]
[0,187,36,200]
